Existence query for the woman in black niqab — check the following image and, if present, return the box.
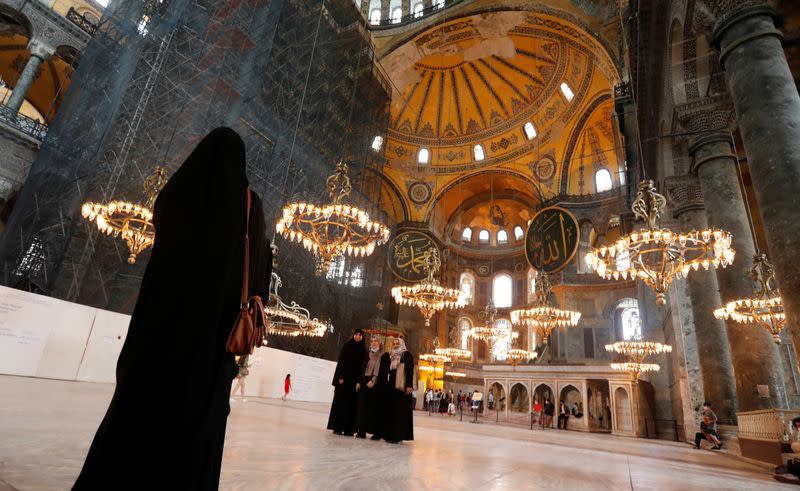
[74,127,272,490]
[327,328,367,436]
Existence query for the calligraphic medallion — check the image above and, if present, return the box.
[388,230,439,282]
[525,207,580,273]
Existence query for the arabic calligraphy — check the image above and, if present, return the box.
[389,231,438,281]
[525,207,579,273]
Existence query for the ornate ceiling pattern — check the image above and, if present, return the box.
[378,10,622,230]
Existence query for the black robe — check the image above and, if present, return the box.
[74,128,271,490]
[378,351,415,442]
[327,336,366,434]
[356,351,384,437]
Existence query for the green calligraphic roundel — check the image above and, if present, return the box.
[525,207,580,273]
[388,230,439,282]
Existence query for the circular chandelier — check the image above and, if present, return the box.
[276,162,390,273]
[420,353,451,364]
[605,339,672,381]
[504,348,537,365]
[435,347,472,360]
[81,167,168,264]
[466,299,519,343]
[264,271,331,337]
[391,248,467,326]
[714,253,786,344]
[510,274,580,344]
[585,180,735,305]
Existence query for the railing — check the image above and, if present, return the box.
[737,408,800,442]
[370,0,466,29]
[66,7,98,35]
[0,104,48,141]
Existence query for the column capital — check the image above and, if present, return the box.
[27,38,56,59]
[711,4,782,64]
[662,175,705,218]
[675,95,736,134]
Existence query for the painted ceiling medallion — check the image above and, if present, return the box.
[408,181,432,205]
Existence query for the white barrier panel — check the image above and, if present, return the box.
[0,286,336,404]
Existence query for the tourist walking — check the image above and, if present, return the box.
[74,127,272,491]
[230,355,252,402]
[532,398,543,426]
[282,374,292,401]
[558,401,570,429]
[378,337,415,443]
[327,329,367,436]
[694,401,722,449]
[356,335,384,440]
[543,398,555,428]
[488,390,495,410]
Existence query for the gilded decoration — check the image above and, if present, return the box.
[525,206,580,273]
[388,230,439,282]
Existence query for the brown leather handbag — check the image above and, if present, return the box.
[226,189,268,356]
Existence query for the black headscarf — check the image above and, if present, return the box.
[332,329,367,385]
[74,127,271,490]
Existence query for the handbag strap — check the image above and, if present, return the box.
[240,188,252,305]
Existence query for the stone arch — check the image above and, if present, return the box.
[509,382,529,413]
[533,382,554,405]
[614,386,632,432]
[0,4,33,37]
[559,384,582,414]
[488,381,506,412]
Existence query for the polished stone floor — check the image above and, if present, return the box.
[0,375,790,490]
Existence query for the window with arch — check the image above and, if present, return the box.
[616,298,641,340]
[413,2,424,17]
[459,317,472,350]
[418,148,430,164]
[514,225,524,240]
[497,230,508,244]
[391,7,402,23]
[492,319,513,361]
[523,121,537,140]
[560,82,574,101]
[595,168,613,192]
[478,229,490,243]
[434,0,444,8]
[371,135,383,152]
[460,272,475,305]
[473,144,485,161]
[493,274,513,308]
[527,269,537,302]
[461,227,472,242]
[369,9,381,24]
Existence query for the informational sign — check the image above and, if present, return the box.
[388,230,438,282]
[525,206,580,273]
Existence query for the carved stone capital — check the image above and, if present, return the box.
[662,175,705,218]
[27,38,56,59]
[675,95,736,133]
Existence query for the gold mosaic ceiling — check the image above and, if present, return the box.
[378,10,622,226]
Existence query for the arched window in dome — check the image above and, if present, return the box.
[371,135,383,152]
[523,121,537,140]
[493,274,513,308]
[560,82,575,101]
[473,144,485,161]
[461,227,472,242]
[413,2,424,17]
[614,298,641,341]
[434,0,444,8]
[497,230,508,244]
[478,229,490,243]
[369,9,381,24]
[418,148,430,164]
[391,7,402,23]
[459,317,472,350]
[514,225,524,241]
[527,268,537,303]
[595,168,613,192]
[460,272,475,305]
[492,319,513,361]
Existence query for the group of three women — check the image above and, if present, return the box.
[326,329,414,444]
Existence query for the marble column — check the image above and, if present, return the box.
[613,82,639,205]
[690,131,787,411]
[676,207,738,421]
[711,5,800,380]
[6,40,54,113]
[401,0,410,18]
[380,0,390,21]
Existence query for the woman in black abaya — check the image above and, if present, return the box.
[378,337,415,443]
[356,334,384,440]
[74,127,271,490]
[327,329,366,436]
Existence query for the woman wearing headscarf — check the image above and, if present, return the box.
[378,337,415,443]
[356,334,384,440]
[327,329,367,436]
[74,127,272,490]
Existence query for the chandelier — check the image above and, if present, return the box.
[81,167,168,264]
[465,299,518,343]
[391,248,467,326]
[510,274,580,344]
[276,162,390,273]
[714,253,786,344]
[504,348,537,365]
[435,347,472,360]
[605,339,672,381]
[585,180,735,305]
[264,271,331,337]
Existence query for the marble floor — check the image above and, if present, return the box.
[0,375,791,490]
